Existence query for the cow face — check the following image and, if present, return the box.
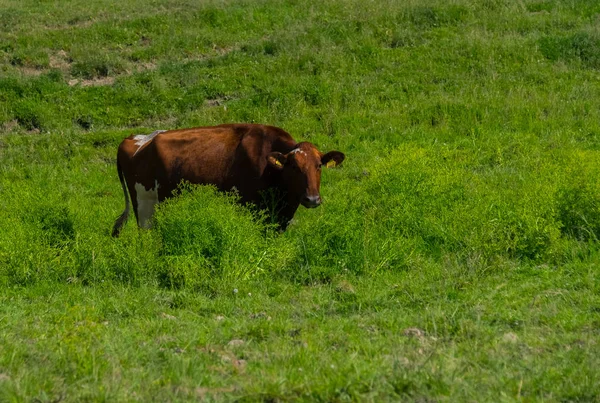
[267,142,345,208]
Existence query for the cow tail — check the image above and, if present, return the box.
[112,159,130,237]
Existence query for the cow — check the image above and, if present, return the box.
[111,124,345,237]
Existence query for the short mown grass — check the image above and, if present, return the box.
[1,0,599,401]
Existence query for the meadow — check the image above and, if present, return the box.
[1,0,600,400]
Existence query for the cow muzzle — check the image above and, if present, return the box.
[301,194,321,208]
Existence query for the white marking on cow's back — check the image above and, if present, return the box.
[135,180,160,229]
[133,130,166,156]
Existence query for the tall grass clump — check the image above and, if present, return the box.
[0,182,161,287]
[555,150,600,242]
[362,142,576,264]
[539,31,600,69]
[0,184,78,285]
[153,184,274,290]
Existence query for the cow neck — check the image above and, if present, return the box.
[265,143,300,226]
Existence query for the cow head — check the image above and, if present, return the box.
[267,142,345,208]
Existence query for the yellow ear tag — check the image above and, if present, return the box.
[326,160,337,168]
[275,159,283,167]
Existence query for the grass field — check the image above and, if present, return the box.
[1,0,600,400]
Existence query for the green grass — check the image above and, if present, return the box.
[1,0,600,400]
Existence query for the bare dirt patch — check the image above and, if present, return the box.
[125,62,157,75]
[68,76,115,87]
[14,46,237,87]
[49,50,72,71]
[403,327,426,338]
[205,99,224,107]
[19,67,44,77]
[213,44,236,56]
[205,95,234,108]
[1,120,19,133]
[15,49,70,77]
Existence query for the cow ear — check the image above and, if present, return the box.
[267,152,287,170]
[321,151,345,168]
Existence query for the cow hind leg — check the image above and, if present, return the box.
[112,207,130,237]
[135,181,160,229]
[112,161,131,237]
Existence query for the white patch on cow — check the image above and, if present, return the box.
[289,148,306,156]
[133,130,166,156]
[135,181,160,229]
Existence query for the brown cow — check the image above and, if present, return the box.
[112,124,345,236]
